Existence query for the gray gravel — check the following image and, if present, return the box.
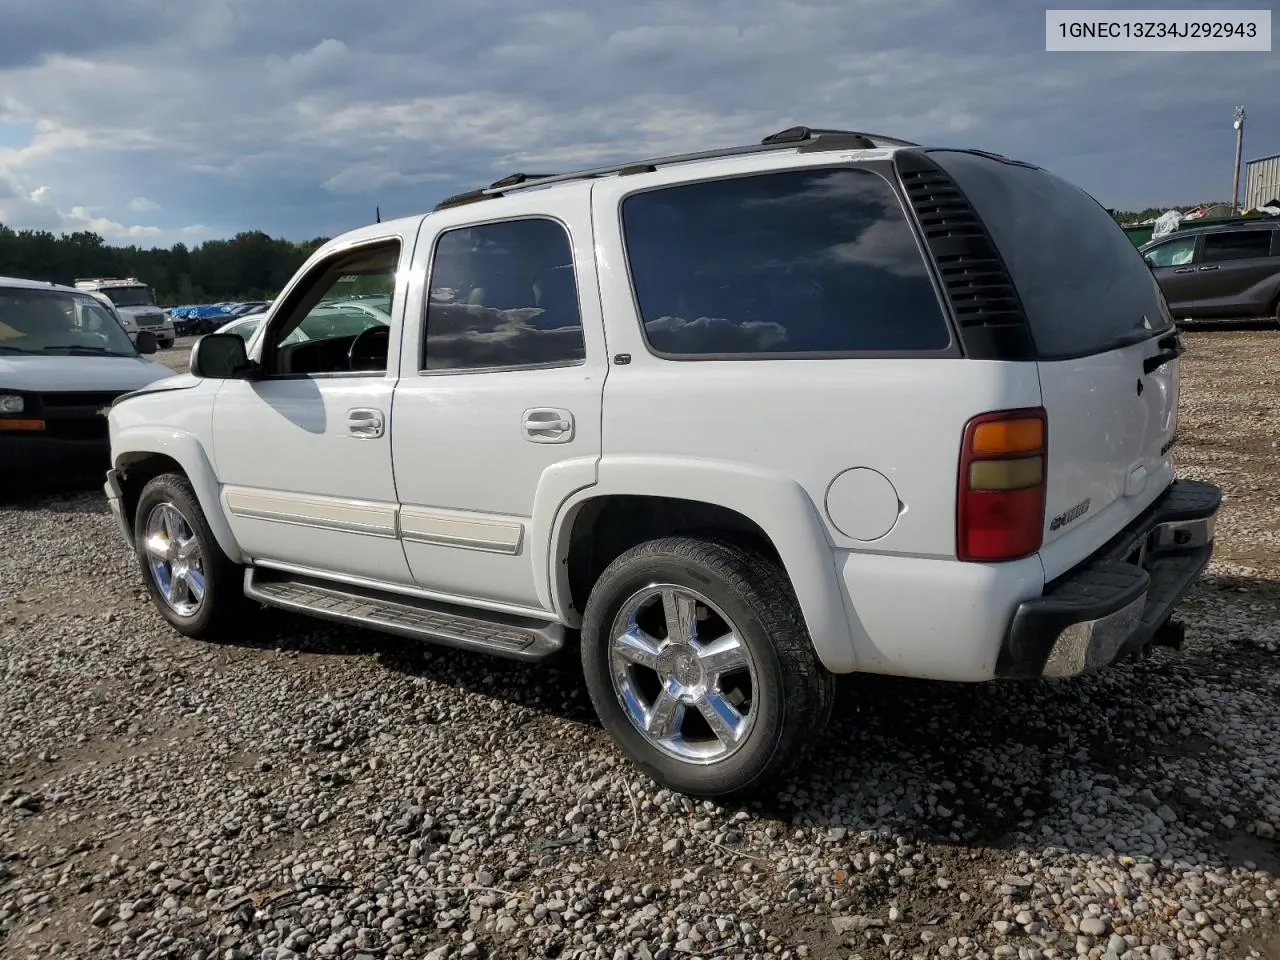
[2,329,1278,960]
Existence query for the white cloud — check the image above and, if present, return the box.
[265,38,350,86]
[65,205,162,238]
[0,0,1275,248]
[0,171,200,243]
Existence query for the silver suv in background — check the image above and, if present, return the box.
[74,277,176,348]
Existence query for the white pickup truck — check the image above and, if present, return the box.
[104,127,1221,798]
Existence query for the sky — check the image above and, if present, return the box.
[1,0,1277,248]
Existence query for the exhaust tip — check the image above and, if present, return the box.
[1152,618,1187,651]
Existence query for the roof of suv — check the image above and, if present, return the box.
[0,276,87,294]
[317,126,943,258]
[430,126,920,213]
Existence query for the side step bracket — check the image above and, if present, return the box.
[244,568,566,662]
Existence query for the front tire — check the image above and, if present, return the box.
[580,536,835,799]
[132,472,245,639]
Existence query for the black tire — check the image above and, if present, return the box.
[132,472,246,639]
[580,536,835,799]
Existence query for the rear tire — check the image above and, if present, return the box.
[133,472,246,639]
[580,536,835,799]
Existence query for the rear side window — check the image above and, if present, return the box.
[1201,229,1272,262]
[931,150,1173,360]
[620,167,950,357]
[424,218,586,371]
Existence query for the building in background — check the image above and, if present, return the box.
[1244,153,1280,210]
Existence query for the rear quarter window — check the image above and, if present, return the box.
[620,166,951,357]
[930,150,1173,360]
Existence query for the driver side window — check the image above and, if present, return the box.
[262,240,400,378]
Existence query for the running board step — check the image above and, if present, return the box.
[243,569,566,662]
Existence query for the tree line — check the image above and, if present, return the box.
[0,224,330,306]
[0,201,1230,306]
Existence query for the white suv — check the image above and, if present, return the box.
[104,126,1221,798]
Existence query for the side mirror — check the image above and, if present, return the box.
[190,333,254,380]
[135,330,159,355]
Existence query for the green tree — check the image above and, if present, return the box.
[0,223,329,304]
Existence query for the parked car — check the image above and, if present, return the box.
[214,313,270,342]
[0,276,173,492]
[227,300,271,318]
[1139,218,1280,324]
[104,126,1220,798]
[213,301,385,346]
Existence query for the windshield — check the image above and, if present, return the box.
[0,287,139,357]
[102,285,157,308]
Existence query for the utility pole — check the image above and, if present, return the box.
[1231,105,1245,215]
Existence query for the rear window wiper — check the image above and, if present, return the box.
[1144,331,1186,374]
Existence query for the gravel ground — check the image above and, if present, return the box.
[2,329,1278,960]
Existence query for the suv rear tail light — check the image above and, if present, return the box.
[957,407,1047,562]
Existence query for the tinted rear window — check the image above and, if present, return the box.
[1202,229,1273,262]
[930,150,1172,359]
[621,167,951,357]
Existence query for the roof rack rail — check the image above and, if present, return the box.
[432,125,919,211]
[759,125,919,148]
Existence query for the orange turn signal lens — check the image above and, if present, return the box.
[970,417,1044,456]
[0,418,45,432]
[969,456,1043,491]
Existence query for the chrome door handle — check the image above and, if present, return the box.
[347,408,384,439]
[523,408,574,443]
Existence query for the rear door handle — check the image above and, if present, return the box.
[347,408,384,439]
[1197,265,1220,271]
[523,407,574,443]
[1172,267,1194,274]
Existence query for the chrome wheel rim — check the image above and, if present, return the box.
[143,502,206,617]
[608,584,759,764]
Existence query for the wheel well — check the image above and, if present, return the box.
[117,454,184,530]
[564,495,784,615]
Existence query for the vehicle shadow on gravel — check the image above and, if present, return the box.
[0,480,112,511]
[215,574,1278,879]
[21,484,1270,880]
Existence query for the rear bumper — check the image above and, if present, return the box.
[996,478,1221,679]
